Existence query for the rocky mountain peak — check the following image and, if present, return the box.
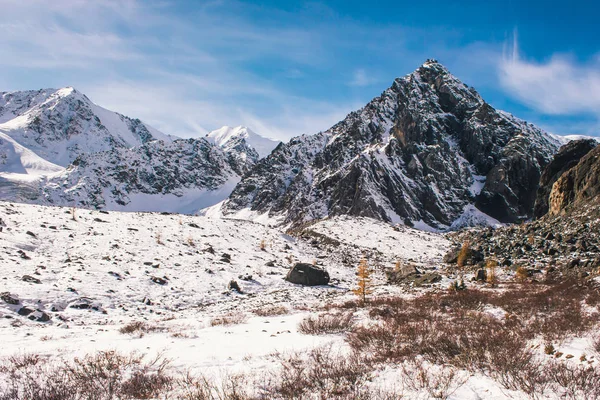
[220,61,559,229]
[206,125,280,159]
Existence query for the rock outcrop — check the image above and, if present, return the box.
[533,139,597,218]
[548,144,600,216]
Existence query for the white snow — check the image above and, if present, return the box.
[206,125,280,158]
[0,132,64,177]
[550,133,600,146]
[0,202,450,378]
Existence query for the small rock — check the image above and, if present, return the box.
[26,231,37,238]
[151,276,168,285]
[22,275,41,284]
[228,280,242,293]
[1,292,20,305]
[17,250,31,260]
[17,307,34,316]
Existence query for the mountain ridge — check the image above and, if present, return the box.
[0,87,273,213]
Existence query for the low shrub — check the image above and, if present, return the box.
[298,312,354,335]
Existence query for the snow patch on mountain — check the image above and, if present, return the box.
[206,125,280,158]
[550,133,600,146]
[0,132,63,178]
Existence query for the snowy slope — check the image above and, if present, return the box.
[0,201,449,376]
[0,89,273,214]
[0,132,63,178]
[206,125,280,158]
[40,138,250,214]
[0,87,174,167]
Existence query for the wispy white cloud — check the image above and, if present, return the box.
[348,69,379,87]
[86,79,357,141]
[500,41,600,116]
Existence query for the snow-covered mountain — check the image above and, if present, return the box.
[0,88,274,213]
[41,138,250,214]
[220,60,560,230]
[549,133,600,146]
[206,125,281,158]
[0,87,173,167]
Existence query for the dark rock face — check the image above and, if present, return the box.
[223,60,558,229]
[285,263,330,286]
[533,139,597,219]
[549,145,600,216]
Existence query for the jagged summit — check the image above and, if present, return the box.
[219,61,559,229]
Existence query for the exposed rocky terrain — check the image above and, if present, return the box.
[221,60,559,230]
[447,140,600,273]
[533,138,597,218]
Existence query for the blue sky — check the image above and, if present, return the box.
[0,0,598,140]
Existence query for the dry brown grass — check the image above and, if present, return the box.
[252,305,289,317]
[209,313,247,327]
[347,279,600,397]
[119,321,165,336]
[0,351,172,400]
[298,312,354,335]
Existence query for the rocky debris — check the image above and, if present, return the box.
[228,280,242,293]
[1,292,19,305]
[533,139,597,219]
[238,274,253,281]
[69,298,104,312]
[220,253,231,263]
[285,263,330,286]
[443,245,484,265]
[14,306,50,322]
[151,276,168,285]
[21,275,41,284]
[387,268,442,287]
[222,60,558,229]
[447,201,600,271]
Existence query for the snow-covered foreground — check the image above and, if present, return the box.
[2,201,599,400]
[0,202,448,378]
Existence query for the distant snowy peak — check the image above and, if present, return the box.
[550,133,600,146]
[206,126,280,158]
[0,87,173,166]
